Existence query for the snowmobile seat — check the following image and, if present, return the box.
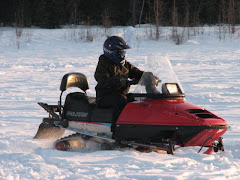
[60,73,112,123]
[63,92,112,123]
[60,72,89,93]
[63,92,94,121]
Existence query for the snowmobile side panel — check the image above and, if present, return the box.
[68,121,112,137]
[115,124,228,145]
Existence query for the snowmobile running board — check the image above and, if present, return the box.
[67,127,115,143]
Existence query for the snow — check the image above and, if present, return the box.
[0,26,240,179]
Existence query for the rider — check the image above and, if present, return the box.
[94,36,144,137]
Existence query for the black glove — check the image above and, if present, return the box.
[144,72,161,94]
[120,78,130,88]
[143,72,161,86]
[128,78,139,85]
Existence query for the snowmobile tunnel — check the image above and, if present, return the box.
[60,73,89,92]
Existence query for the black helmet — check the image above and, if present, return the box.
[103,36,130,66]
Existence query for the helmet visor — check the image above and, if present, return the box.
[112,49,126,59]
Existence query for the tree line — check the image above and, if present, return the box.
[1,0,240,29]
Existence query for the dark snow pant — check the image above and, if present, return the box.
[96,93,127,136]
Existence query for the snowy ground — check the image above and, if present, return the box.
[0,26,240,179]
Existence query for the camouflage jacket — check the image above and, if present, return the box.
[94,55,143,98]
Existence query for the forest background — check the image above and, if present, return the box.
[1,0,240,29]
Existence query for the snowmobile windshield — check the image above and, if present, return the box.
[132,56,185,99]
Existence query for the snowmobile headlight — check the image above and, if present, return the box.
[165,83,181,94]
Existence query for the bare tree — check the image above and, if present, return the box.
[86,17,93,42]
[227,0,236,34]
[171,0,179,44]
[237,1,240,25]
[15,0,25,49]
[66,0,81,41]
[183,1,191,39]
[139,0,145,26]
[154,0,163,40]
[217,0,228,40]
[220,0,227,24]
[102,9,111,36]
[172,0,178,27]
[131,0,137,27]
[69,0,80,25]
[144,15,153,40]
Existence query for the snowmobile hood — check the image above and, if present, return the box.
[118,98,228,127]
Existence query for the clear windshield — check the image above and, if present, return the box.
[133,56,184,94]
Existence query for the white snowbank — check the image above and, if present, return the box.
[0,26,240,179]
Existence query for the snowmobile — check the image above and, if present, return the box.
[34,57,229,154]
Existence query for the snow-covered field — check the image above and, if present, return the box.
[0,26,240,179]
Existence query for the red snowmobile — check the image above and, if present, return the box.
[34,57,229,154]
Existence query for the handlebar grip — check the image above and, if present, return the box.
[128,79,139,86]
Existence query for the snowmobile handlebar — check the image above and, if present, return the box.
[127,75,161,87]
[128,79,139,86]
